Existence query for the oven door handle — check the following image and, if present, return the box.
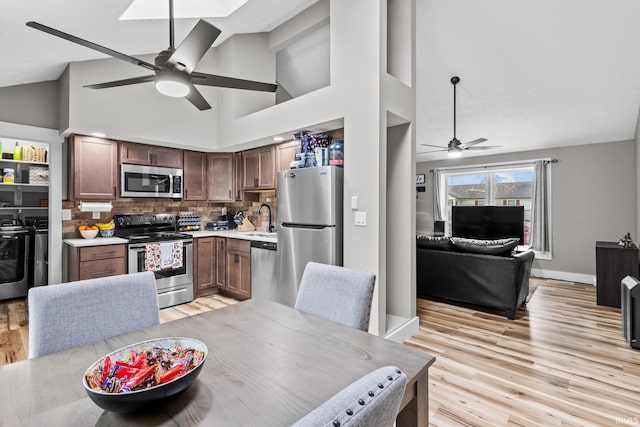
[129,241,193,250]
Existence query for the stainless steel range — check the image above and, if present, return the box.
[114,214,193,309]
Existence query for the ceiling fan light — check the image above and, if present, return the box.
[155,73,190,97]
[447,149,462,158]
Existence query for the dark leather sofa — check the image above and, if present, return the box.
[416,236,535,319]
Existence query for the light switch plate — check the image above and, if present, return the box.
[62,209,72,220]
[355,211,367,226]
[351,196,359,210]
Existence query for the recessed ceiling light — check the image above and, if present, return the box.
[273,136,284,142]
[120,0,249,20]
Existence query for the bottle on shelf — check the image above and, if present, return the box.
[13,142,20,161]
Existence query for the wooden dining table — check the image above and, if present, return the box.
[0,298,435,426]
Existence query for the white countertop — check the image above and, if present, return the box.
[185,229,277,243]
[64,230,277,247]
[63,237,128,247]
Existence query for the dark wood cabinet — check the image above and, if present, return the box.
[243,146,275,190]
[215,238,227,289]
[195,237,226,297]
[234,152,244,201]
[69,135,119,200]
[207,153,233,202]
[67,244,126,282]
[595,241,639,308]
[120,142,183,168]
[275,140,299,175]
[226,239,251,300]
[183,150,207,200]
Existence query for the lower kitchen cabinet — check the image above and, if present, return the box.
[226,239,251,300]
[194,237,226,297]
[67,244,126,282]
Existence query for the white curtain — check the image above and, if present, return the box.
[433,169,444,222]
[531,160,550,252]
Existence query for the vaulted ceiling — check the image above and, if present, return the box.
[1,0,639,161]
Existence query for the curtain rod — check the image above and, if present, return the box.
[429,158,558,173]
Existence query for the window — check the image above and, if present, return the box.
[437,165,535,245]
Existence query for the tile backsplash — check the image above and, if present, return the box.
[62,191,277,239]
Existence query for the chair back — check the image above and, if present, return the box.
[28,271,159,358]
[292,365,407,427]
[295,262,376,331]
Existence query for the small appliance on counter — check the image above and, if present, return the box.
[205,221,230,231]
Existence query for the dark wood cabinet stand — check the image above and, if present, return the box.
[595,241,639,308]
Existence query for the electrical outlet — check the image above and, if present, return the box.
[355,211,367,226]
[62,209,72,220]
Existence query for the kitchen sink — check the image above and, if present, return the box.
[244,232,277,237]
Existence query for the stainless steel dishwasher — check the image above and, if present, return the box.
[250,240,278,302]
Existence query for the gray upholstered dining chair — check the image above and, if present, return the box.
[292,365,407,427]
[28,271,160,358]
[294,262,376,331]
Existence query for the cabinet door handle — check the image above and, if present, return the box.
[91,270,115,276]
[92,250,116,256]
[234,254,239,263]
[229,190,231,199]
[254,178,259,187]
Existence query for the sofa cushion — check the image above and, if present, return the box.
[451,237,520,256]
[416,235,452,251]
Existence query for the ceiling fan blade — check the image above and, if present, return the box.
[26,21,161,72]
[166,20,221,73]
[191,72,277,92]
[416,148,447,154]
[459,138,488,148]
[185,85,212,111]
[420,144,447,148]
[84,75,155,89]
[464,146,501,150]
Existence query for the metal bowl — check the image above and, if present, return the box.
[82,337,207,413]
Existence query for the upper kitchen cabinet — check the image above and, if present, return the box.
[234,152,244,201]
[183,150,207,201]
[243,146,275,191]
[68,135,118,200]
[275,140,299,174]
[207,153,233,202]
[120,142,183,168]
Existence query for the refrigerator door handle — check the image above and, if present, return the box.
[281,223,333,230]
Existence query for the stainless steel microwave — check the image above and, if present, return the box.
[121,164,183,198]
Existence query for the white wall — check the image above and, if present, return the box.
[64,54,219,151]
[0,81,59,130]
[416,140,636,281]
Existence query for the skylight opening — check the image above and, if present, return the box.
[120,0,249,20]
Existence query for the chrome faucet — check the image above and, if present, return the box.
[259,203,275,233]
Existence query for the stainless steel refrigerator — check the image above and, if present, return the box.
[277,166,343,307]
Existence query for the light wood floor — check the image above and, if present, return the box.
[406,278,640,426]
[2,280,638,426]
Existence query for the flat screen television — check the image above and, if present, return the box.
[452,206,525,244]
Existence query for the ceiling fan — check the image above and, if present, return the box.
[26,0,277,111]
[419,76,497,157]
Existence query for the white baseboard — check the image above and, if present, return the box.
[384,316,419,343]
[531,268,596,285]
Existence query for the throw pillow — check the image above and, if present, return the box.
[451,237,520,256]
[416,235,452,251]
